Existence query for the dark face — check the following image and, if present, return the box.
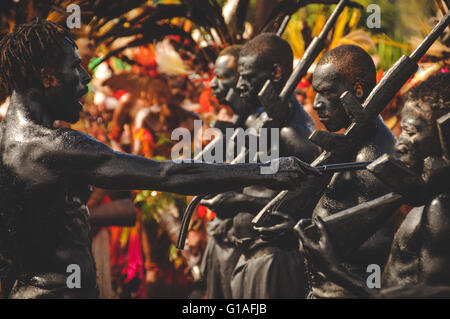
[210,55,238,105]
[43,39,91,123]
[395,101,441,173]
[312,63,352,132]
[236,55,271,106]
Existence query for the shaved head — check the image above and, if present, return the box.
[316,45,376,99]
[240,33,293,83]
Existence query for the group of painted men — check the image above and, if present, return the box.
[0,17,448,299]
[200,32,450,299]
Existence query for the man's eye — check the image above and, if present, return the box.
[404,128,417,136]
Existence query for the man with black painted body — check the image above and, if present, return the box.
[256,44,399,298]
[199,45,247,299]
[203,33,320,298]
[307,45,398,298]
[210,45,250,127]
[297,73,450,298]
[0,19,313,299]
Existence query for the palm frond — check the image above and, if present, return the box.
[91,23,190,70]
[259,0,363,35]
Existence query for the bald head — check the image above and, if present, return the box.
[210,45,242,105]
[240,33,293,83]
[236,33,293,105]
[316,45,376,98]
[312,45,377,132]
[219,45,242,61]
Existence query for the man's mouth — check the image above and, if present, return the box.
[394,144,409,155]
[318,114,331,122]
[78,87,89,99]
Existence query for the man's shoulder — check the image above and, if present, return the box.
[54,128,101,145]
[4,126,106,164]
[13,126,95,148]
[356,120,396,162]
[355,144,383,162]
[392,206,424,250]
[2,121,55,146]
[49,128,113,159]
[372,117,396,152]
[423,192,450,236]
[428,192,450,211]
[280,99,315,137]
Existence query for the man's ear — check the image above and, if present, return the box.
[353,81,364,99]
[272,64,282,83]
[40,67,59,88]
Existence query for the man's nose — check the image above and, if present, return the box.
[80,66,91,85]
[313,96,324,111]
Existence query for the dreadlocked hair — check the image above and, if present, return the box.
[0,17,75,96]
[406,72,450,122]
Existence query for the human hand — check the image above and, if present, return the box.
[295,216,339,271]
[200,193,232,218]
[253,210,295,241]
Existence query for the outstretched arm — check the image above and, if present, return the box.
[35,129,317,195]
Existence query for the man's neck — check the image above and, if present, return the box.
[9,90,54,128]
